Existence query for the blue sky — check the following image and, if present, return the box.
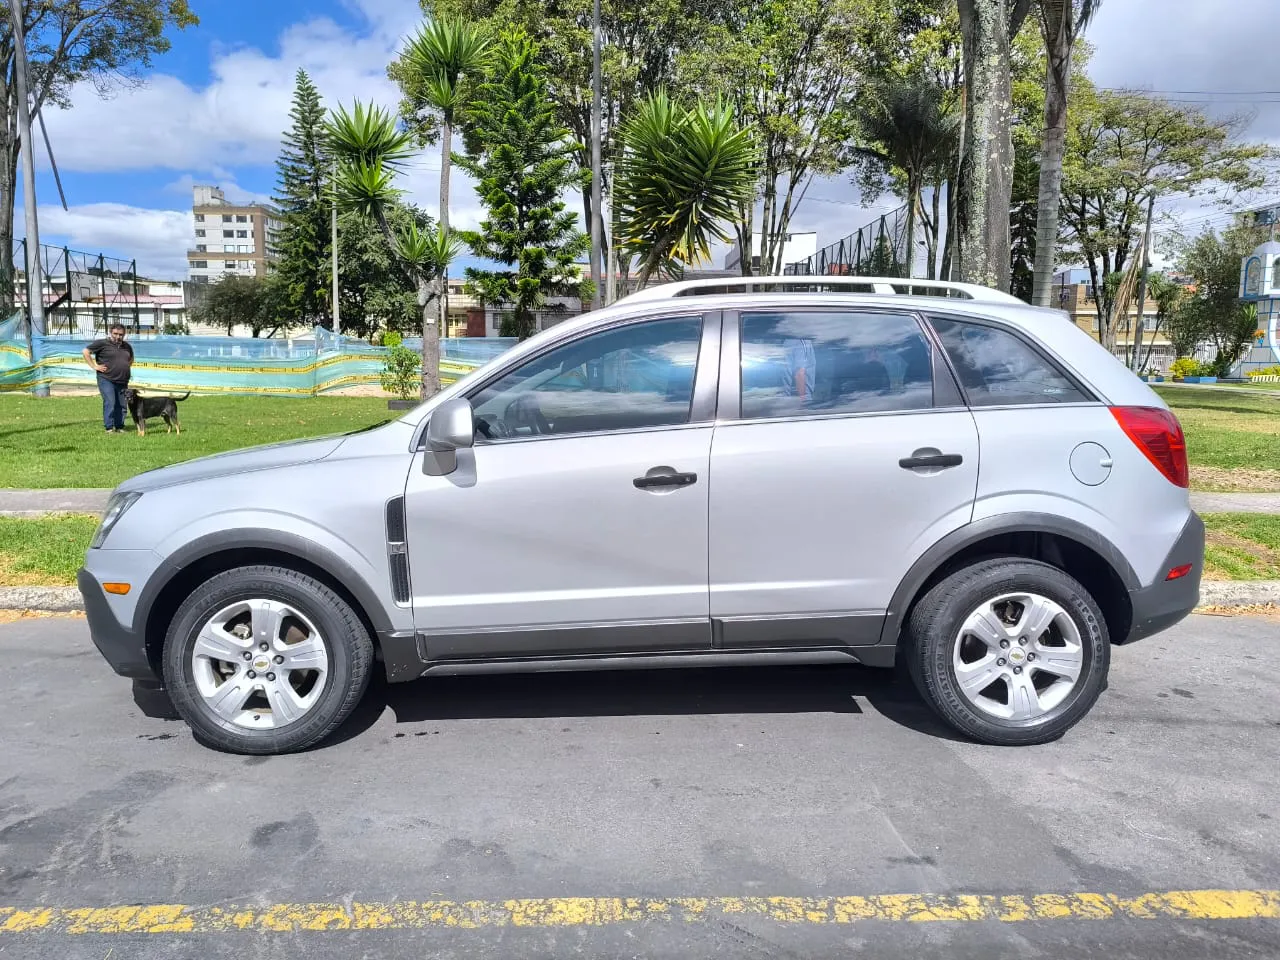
[18,0,1280,280]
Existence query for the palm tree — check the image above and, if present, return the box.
[614,92,756,285]
[1030,0,1102,306]
[325,101,463,398]
[398,18,491,239]
[397,19,491,338]
[851,79,960,279]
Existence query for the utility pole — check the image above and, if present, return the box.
[1130,194,1156,372]
[331,159,340,338]
[589,0,603,311]
[10,0,48,396]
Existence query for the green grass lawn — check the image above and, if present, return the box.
[1156,388,1280,491]
[1202,513,1280,582]
[0,512,1274,588]
[0,394,393,488]
[0,514,99,585]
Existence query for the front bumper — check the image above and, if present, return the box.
[78,568,156,679]
[1121,512,1205,644]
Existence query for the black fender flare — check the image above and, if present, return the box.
[878,512,1140,645]
[134,528,397,641]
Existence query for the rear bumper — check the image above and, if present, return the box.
[1121,512,1205,644]
[78,568,156,679]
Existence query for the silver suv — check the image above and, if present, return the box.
[79,277,1203,754]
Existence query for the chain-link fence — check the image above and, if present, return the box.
[783,204,911,278]
[6,240,144,337]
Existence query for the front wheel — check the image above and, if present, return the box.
[162,565,374,754]
[905,559,1109,746]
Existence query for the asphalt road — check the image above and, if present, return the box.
[1,613,1278,959]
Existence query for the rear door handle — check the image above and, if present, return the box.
[634,471,698,489]
[899,453,964,470]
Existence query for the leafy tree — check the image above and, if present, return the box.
[849,77,959,280]
[417,0,717,286]
[455,27,589,340]
[325,101,462,396]
[1174,220,1270,374]
[334,205,432,340]
[1061,90,1271,350]
[188,274,288,338]
[680,0,861,276]
[272,69,331,330]
[614,92,756,283]
[0,0,198,308]
[852,0,962,279]
[1030,0,1102,306]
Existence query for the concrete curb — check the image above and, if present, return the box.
[3,581,1279,615]
[1199,580,1280,608]
[0,586,84,612]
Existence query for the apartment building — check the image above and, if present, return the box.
[186,185,281,284]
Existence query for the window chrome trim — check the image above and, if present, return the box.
[714,404,972,429]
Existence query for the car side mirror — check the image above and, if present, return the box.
[423,397,474,476]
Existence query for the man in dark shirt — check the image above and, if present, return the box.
[83,324,134,433]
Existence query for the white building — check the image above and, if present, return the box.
[187,185,282,285]
[1237,236,1280,372]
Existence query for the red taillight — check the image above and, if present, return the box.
[1110,406,1189,488]
[1166,564,1193,581]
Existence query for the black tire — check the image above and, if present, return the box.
[905,558,1109,746]
[162,565,374,754]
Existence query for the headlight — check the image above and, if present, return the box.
[90,492,142,549]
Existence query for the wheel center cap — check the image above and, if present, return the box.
[253,657,270,671]
[1007,647,1027,665]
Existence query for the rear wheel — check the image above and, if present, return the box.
[905,558,1109,745]
[162,565,373,754]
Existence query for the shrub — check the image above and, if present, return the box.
[1169,357,1202,378]
[1247,365,1280,379]
[379,332,420,400]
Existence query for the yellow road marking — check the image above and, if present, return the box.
[2,890,1278,934]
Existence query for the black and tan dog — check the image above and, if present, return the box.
[123,388,189,435]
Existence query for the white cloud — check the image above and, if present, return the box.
[42,0,423,176]
[35,203,191,278]
[163,173,273,206]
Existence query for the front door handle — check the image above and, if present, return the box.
[899,453,964,470]
[634,471,698,489]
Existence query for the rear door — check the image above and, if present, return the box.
[708,307,980,648]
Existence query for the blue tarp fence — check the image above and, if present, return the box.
[0,314,517,396]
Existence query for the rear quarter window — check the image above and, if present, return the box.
[929,316,1089,407]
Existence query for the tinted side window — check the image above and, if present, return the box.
[929,317,1088,406]
[739,311,934,419]
[469,317,702,439]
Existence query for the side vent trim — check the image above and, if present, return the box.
[385,496,410,605]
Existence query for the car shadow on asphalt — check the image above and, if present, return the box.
[327,664,969,747]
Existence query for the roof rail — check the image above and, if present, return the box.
[620,275,1025,305]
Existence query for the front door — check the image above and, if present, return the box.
[404,312,719,660]
[708,307,980,648]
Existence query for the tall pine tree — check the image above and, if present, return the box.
[456,27,589,339]
[273,69,332,329]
